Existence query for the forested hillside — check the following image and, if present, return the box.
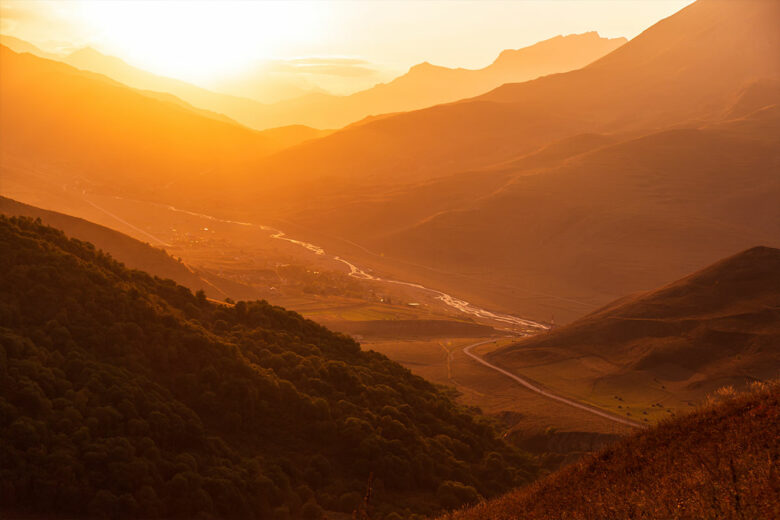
[0,216,536,519]
[0,196,257,301]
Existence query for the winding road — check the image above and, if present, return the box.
[462,339,647,429]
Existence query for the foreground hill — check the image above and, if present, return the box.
[0,196,257,301]
[485,246,780,419]
[0,216,535,519]
[441,381,779,520]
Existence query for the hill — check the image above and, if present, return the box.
[0,196,257,301]
[483,247,780,420]
[0,216,536,519]
[440,381,779,520]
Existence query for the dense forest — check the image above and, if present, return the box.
[0,216,536,519]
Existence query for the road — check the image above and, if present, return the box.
[463,339,647,429]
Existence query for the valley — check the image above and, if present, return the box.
[1,0,778,518]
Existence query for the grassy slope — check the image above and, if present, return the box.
[441,381,780,520]
[487,246,780,422]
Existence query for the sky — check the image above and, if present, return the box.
[1,0,695,96]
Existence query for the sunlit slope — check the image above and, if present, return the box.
[441,382,779,520]
[62,46,309,130]
[0,45,259,193]
[258,32,625,129]
[0,45,330,198]
[382,108,780,321]
[490,246,780,401]
[242,0,780,211]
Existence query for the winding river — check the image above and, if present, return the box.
[143,202,549,332]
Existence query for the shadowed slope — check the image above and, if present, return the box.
[0,216,536,518]
[381,108,780,321]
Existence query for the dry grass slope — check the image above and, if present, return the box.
[440,381,780,520]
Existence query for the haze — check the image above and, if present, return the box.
[2,0,693,95]
[0,0,777,518]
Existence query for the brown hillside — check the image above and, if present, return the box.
[489,246,780,399]
[380,108,780,322]
[441,381,780,520]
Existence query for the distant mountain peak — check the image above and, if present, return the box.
[407,60,446,73]
[492,31,627,66]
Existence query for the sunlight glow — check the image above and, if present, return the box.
[74,1,327,83]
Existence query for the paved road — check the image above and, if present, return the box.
[463,339,647,429]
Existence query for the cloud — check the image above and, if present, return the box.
[268,57,379,77]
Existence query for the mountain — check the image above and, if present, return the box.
[0,45,327,199]
[244,0,779,200]
[233,0,780,323]
[377,107,780,322]
[487,246,780,407]
[61,46,276,130]
[0,216,537,518]
[441,381,779,520]
[257,32,626,129]
[0,196,257,301]
[0,34,60,60]
[5,33,621,131]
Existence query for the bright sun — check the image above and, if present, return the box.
[73,1,327,84]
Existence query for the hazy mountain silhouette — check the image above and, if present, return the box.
[61,45,277,129]
[3,32,621,131]
[259,32,625,129]
[0,45,327,198]
[0,33,61,60]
